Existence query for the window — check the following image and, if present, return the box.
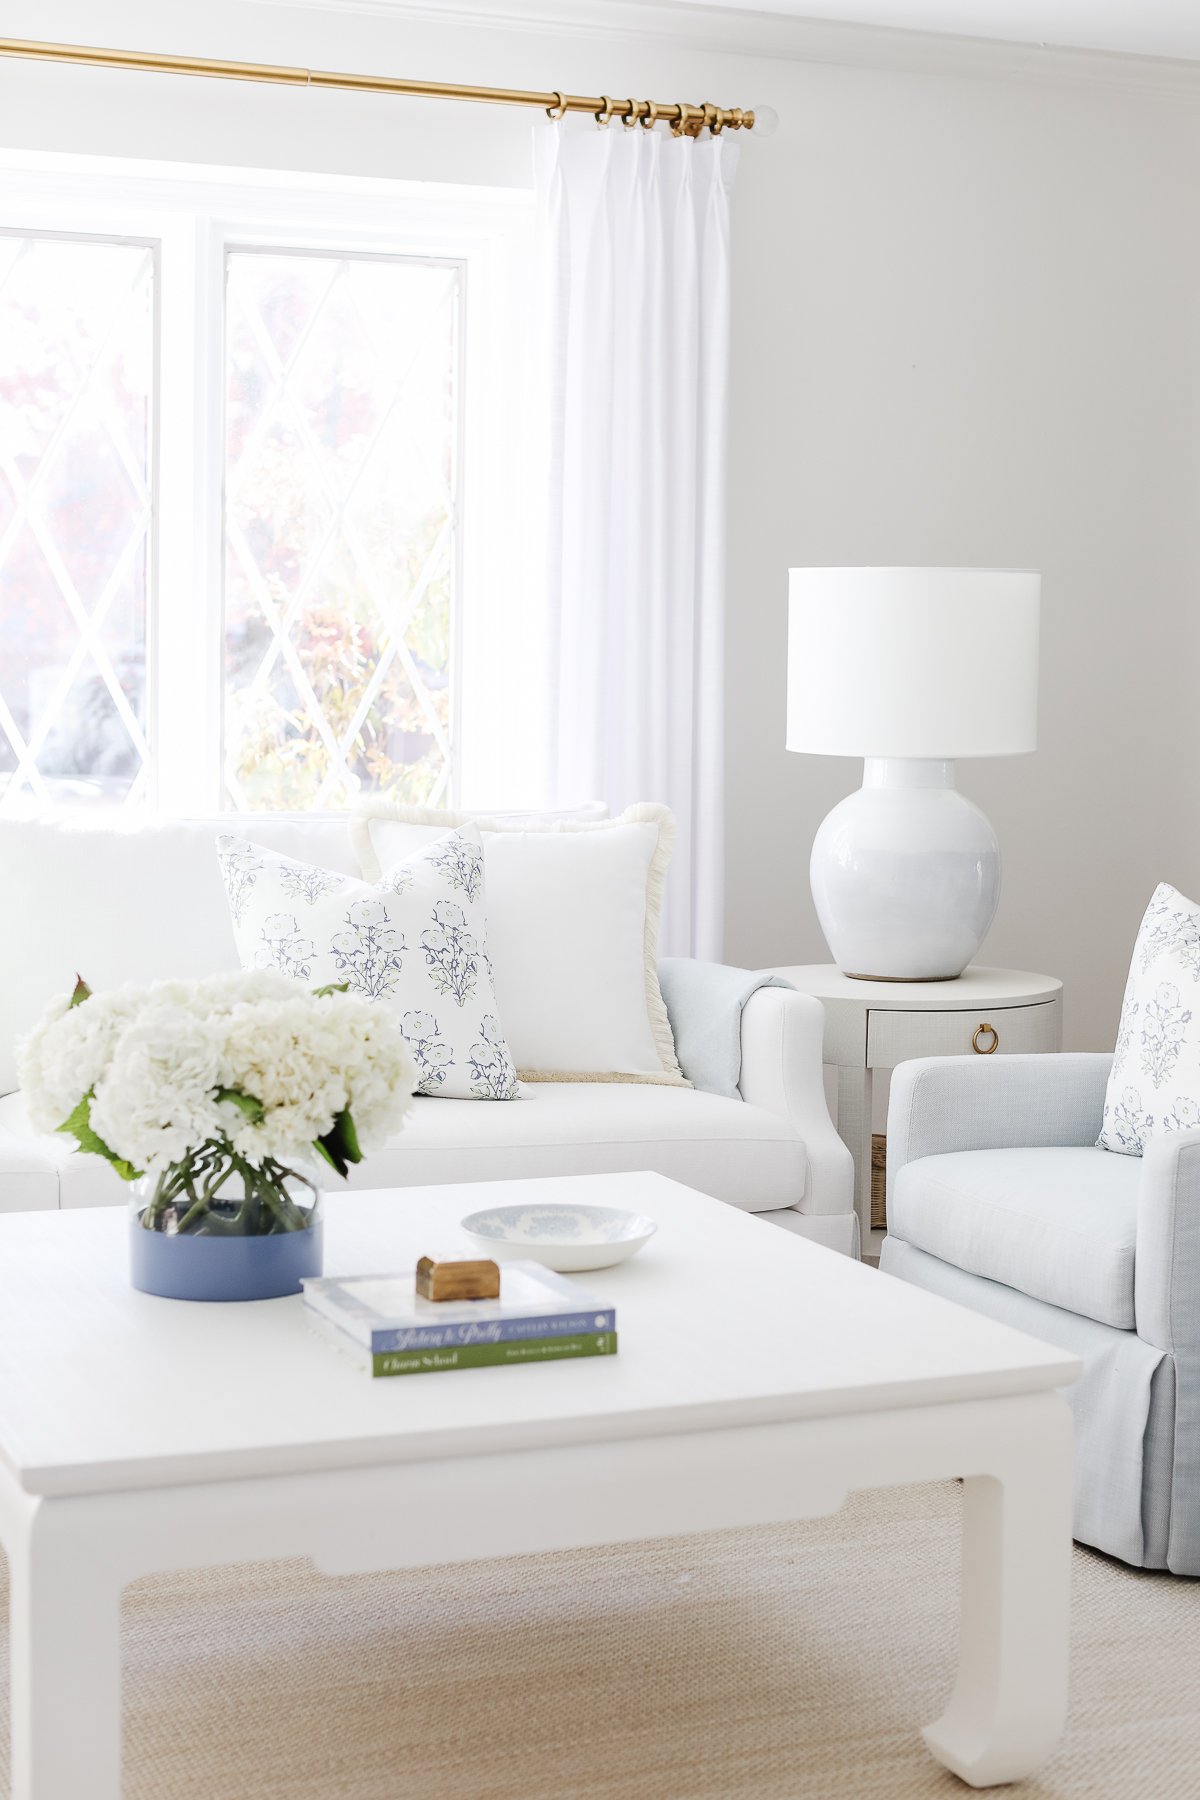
[0,155,533,816]
[223,251,460,811]
[0,235,154,807]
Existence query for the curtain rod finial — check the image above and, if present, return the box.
[747,103,779,137]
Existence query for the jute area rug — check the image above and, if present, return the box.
[0,1480,1196,1799]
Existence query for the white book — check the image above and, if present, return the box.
[302,1261,616,1353]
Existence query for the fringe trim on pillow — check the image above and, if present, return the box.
[516,1069,688,1086]
[621,802,688,1086]
[350,799,689,1087]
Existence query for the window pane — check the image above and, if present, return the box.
[0,237,153,809]
[223,251,460,811]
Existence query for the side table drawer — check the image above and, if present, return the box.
[866,999,1062,1070]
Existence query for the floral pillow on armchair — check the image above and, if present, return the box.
[216,826,520,1102]
[1099,882,1200,1154]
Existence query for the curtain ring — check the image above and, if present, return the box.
[545,91,567,121]
[623,98,643,127]
[704,103,723,136]
[672,102,691,138]
[639,99,660,130]
[594,94,618,126]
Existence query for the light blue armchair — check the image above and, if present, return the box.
[880,1052,1199,1575]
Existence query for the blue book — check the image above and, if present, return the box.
[302,1261,616,1354]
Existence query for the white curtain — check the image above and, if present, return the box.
[534,121,739,960]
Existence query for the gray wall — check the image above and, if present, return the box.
[4,0,1198,1048]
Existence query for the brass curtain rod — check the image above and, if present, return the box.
[0,36,755,135]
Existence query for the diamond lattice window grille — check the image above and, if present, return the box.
[223,250,462,812]
[0,236,154,811]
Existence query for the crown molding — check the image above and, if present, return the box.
[234,0,1200,95]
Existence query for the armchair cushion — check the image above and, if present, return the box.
[1099,882,1200,1156]
[890,1146,1142,1329]
[887,1054,1113,1176]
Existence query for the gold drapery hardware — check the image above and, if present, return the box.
[0,36,756,134]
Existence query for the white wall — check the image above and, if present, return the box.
[3,0,1197,1049]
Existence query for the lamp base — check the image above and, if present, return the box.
[841,970,962,983]
[810,759,1000,982]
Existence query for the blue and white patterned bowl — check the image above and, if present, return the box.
[459,1203,658,1272]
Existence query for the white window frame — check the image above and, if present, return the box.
[0,148,535,815]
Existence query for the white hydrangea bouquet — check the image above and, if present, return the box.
[19,971,416,1242]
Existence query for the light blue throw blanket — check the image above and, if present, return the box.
[658,959,796,1098]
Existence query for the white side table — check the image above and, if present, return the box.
[768,965,1063,1256]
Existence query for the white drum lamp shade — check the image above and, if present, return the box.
[787,568,1041,981]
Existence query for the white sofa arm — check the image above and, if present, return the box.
[738,987,853,1218]
[0,1094,61,1212]
[888,1053,1113,1192]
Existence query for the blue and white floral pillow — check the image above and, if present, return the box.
[216,826,519,1102]
[1099,882,1200,1155]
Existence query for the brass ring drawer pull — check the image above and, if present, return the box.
[973,1022,999,1055]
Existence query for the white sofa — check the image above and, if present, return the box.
[0,812,857,1253]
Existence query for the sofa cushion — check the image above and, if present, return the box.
[0,811,358,1094]
[217,827,519,1101]
[890,1146,1141,1329]
[0,1082,806,1216]
[354,804,685,1086]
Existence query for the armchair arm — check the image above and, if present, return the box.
[888,1053,1113,1192]
[738,986,854,1218]
[1135,1129,1200,1351]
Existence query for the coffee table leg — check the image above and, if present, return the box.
[922,1393,1073,1787]
[9,1501,121,1800]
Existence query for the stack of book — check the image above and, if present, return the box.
[302,1262,618,1378]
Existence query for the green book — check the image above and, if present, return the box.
[373,1332,617,1378]
[309,1309,617,1376]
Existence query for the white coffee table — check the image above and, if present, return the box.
[0,1171,1080,1799]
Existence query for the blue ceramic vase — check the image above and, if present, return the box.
[129,1160,323,1302]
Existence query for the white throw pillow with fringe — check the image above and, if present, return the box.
[352,803,687,1087]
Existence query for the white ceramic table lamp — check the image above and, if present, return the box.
[787,567,1040,981]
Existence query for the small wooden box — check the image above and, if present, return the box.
[415,1256,501,1302]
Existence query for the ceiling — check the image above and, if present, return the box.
[671,0,1200,62]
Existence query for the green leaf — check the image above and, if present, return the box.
[312,981,350,998]
[57,1091,141,1182]
[69,974,92,1009]
[214,1086,265,1124]
[314,1107,362,1180]
[313,1137,341,1175]
[340,1108,361,1163]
